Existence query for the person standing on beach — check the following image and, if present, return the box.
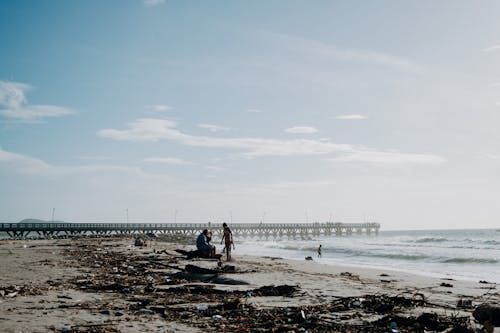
[221,222,234,261]
[317,244,322,258]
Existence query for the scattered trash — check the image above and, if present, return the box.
[390,321,399,333]
[251,285,299,297]
[457,298,473,309]
[196,305,208,313]
[134,238,146,247]
[46,237,484,332]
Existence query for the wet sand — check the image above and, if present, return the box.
[0,237,498,332]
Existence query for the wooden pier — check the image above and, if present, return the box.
[0,222,380,240]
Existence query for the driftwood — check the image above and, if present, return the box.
[175,249,222,260]
[185,264,219,274]
[170,272,249,285]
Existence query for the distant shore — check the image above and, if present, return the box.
[0,236,497,332]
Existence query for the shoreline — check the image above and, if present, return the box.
[0,236,498,332]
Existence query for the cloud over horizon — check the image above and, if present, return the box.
[285,126,319,134]
[143,0,165,7]
[482,44,500,52]
[335,114,367,120]
[198,123,231,132]
[0,81,76,122]
[145,104,173,112]
[143,157,195,165]
[97,118,445,164]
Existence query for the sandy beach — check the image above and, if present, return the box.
[0,236,498,333]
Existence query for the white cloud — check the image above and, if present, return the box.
[143,0,165,7]
[247,109,264,113]
[145,104,173,112]
[0,147,172,183]
[97,119,187,142]
[143,157,194,165]
[285,126,319,134]
[0,81,76,122]
[0,147,50,172]
[270,32,425,74]
[97,118,350,157]
[97,118,445,165]
[485,154,500,160]
[205,165,225,172]
[495,102,500,107]
[335,114,367,120]
[482,45,500,52]
[330,151,445,165]
[271,180,337,189]
[198,123,231,132]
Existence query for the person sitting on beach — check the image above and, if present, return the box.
[196,229,215,257]
[221,222,234,261]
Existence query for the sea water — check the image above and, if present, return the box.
[1,228,498,283]
[236,229,500,283]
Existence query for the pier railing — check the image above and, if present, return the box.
[0,222,380,239]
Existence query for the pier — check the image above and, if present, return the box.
[0,222,380,240]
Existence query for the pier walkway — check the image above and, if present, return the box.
[0,222,380,239]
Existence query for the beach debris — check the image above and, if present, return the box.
[185,264,219,274]
[473,304,500,326]
[175,248,223,260]
[134,237,146,247]
[440,282,453,288]
[251,285,299,297]
[305,256,313,260]
[60,323,120,333]
[0,285,43,297]
[417,312,442,330]
[456,298,473,309]
[389,321,399,333]
[339,271,360,281]
[195,305,209,313]
[222,264,236,272]
[479,280,493,284]
[36,237,486,333]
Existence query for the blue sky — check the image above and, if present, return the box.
[1,1,500,229]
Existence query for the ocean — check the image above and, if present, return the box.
[236,228,500,284]
[1,227,498,283]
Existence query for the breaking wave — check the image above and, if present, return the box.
[414,237,448,243]
[442,258,498,264]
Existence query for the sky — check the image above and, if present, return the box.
[1,1,500,230]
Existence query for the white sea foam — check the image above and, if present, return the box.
[236,229,500,283]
